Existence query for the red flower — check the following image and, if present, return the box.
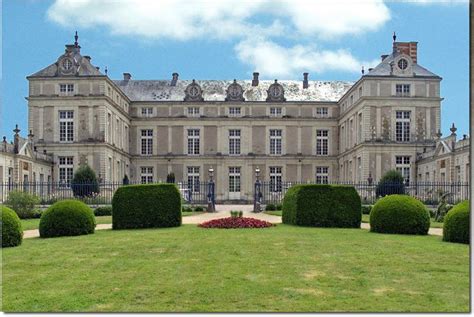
[198,217,274,229]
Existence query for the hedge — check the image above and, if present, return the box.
[94,206,112,216]
[443,200,470,244]
[112,183,182,229]
[1,206,23,248]
[282,184,361,228]
[39,200,96,238]
[370,195,430,235]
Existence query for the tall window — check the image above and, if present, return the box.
[187,107,200,117]
[140,129,153,155]
[59,110,74,142]
[187,129,200,155]
[395,84,410,97]
[315,107,328,118]
[140,167,153,184]
[59,84,74,95]
[58,156,74,184]
[396,156,411,183]
[316,167,329,184]
[269,129,282,155]
[141,107,153,117]
[395,111,411,142]
[316,130,328,156]
[187,167,200,192]
[358,113,363,143]
[229,107,241,117]
[269,167,282,192]
[229,129,241,155]
[229,167,241,193]
[270,107,282,117]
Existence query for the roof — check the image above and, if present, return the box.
[365,52,439,78]
[113,80,354,102]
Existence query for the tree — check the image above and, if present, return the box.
[71,164,100,198]
[123,174,130,185]
[376,170,405,197]
[166,172,175,183]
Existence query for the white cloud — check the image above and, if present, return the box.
[235,37,379,78]
[397,0,467,5]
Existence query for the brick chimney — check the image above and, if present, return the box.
[171,73,179,86]
[123,73,132,81]
[393,41,418,63]
[303,72,309,89]
[252,72,259,86]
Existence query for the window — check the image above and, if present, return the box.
[315,107,328,118]
[140,167,153,184]
[141,107,153,117]
[316,130,328,156]
[59,84,74,94]
[269,129,282,155]
[187,167,200,192]
[58,156,74,184]
[229,107,241,117]
[140,129,153,155]
[396,156,411,183]
[316,166,329,184]
[358,113,363,143]
[395,111,411,142]
[187,107,200,117]
[229,129,241,155]
[270,107,282,117]
[229,167,241,193]
[187,129,200,155]
[456,166,461,182]
[269,167,282,192]
[398,58,408,70]
[59,110,74,142]
[395,84,410,97]
[62,59,72,70]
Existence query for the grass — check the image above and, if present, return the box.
[20,212,204,231]
[2,225,469,312]
[264,210,282,216]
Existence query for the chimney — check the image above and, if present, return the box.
[13,124,20,154]
[252,72,259,86]
[381,54,389,61]
[83,56,91,62]
[303,72,309,89]
[393,41,418,63]
[171,73,179,86]
[123,73,132,81]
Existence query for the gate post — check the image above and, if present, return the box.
[207,167,216,212]
[253,167,262,212]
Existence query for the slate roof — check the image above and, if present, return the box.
[113,80,353,102]
[365,52,440,78]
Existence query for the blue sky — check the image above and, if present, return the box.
[1,0,469,138]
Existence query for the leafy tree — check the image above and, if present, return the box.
[123,174,130,185]
[167,172,175,183]
[71,164,100,198]
[5,190,40,219]
[376,170,405,197]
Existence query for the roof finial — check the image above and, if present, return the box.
[105,66,108,75]
[74,31,79,47]
[393,31,396,42]
[450,123,457,135]
[361,66,365,75]
[13,124,20,135]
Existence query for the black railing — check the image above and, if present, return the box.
[0,181,212,205]
[255,181,470,206]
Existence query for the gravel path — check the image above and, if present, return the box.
[22,205,442,238]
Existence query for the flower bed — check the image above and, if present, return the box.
[199,217,274,229]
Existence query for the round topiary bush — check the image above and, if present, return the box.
[370,195,430,235]
[39,200,96,238]
[1,206,23,248]
[443,200,470,244]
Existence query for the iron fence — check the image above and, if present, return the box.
[256,181,470,206]
[0,181,212,205]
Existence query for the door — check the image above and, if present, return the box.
[228,167,241,200]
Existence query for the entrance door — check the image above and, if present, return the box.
[228,167,241,200]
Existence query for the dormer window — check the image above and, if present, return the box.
[398,58,408,70]
[62,59,73,70]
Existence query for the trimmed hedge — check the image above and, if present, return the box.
[361,205,372,215]
[443,200,470,244]
[39,200,96,238]
[370,195,430,235]
[282,184,361,228]
[94,206,112,216]
[112,183,182,229]
[1,206,23,248]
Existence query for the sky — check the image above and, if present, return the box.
[1,0,469,138]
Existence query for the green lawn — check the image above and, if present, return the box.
[2,225,469,312]
[20,212,204,231]
[264,210,282,216]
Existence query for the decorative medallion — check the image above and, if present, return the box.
[58,56,77,75]
[266,79,286,102]
[397,58,408,70]
[225,79,245,102]
[184,79,204,102]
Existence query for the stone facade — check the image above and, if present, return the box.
[24,34,468,202]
